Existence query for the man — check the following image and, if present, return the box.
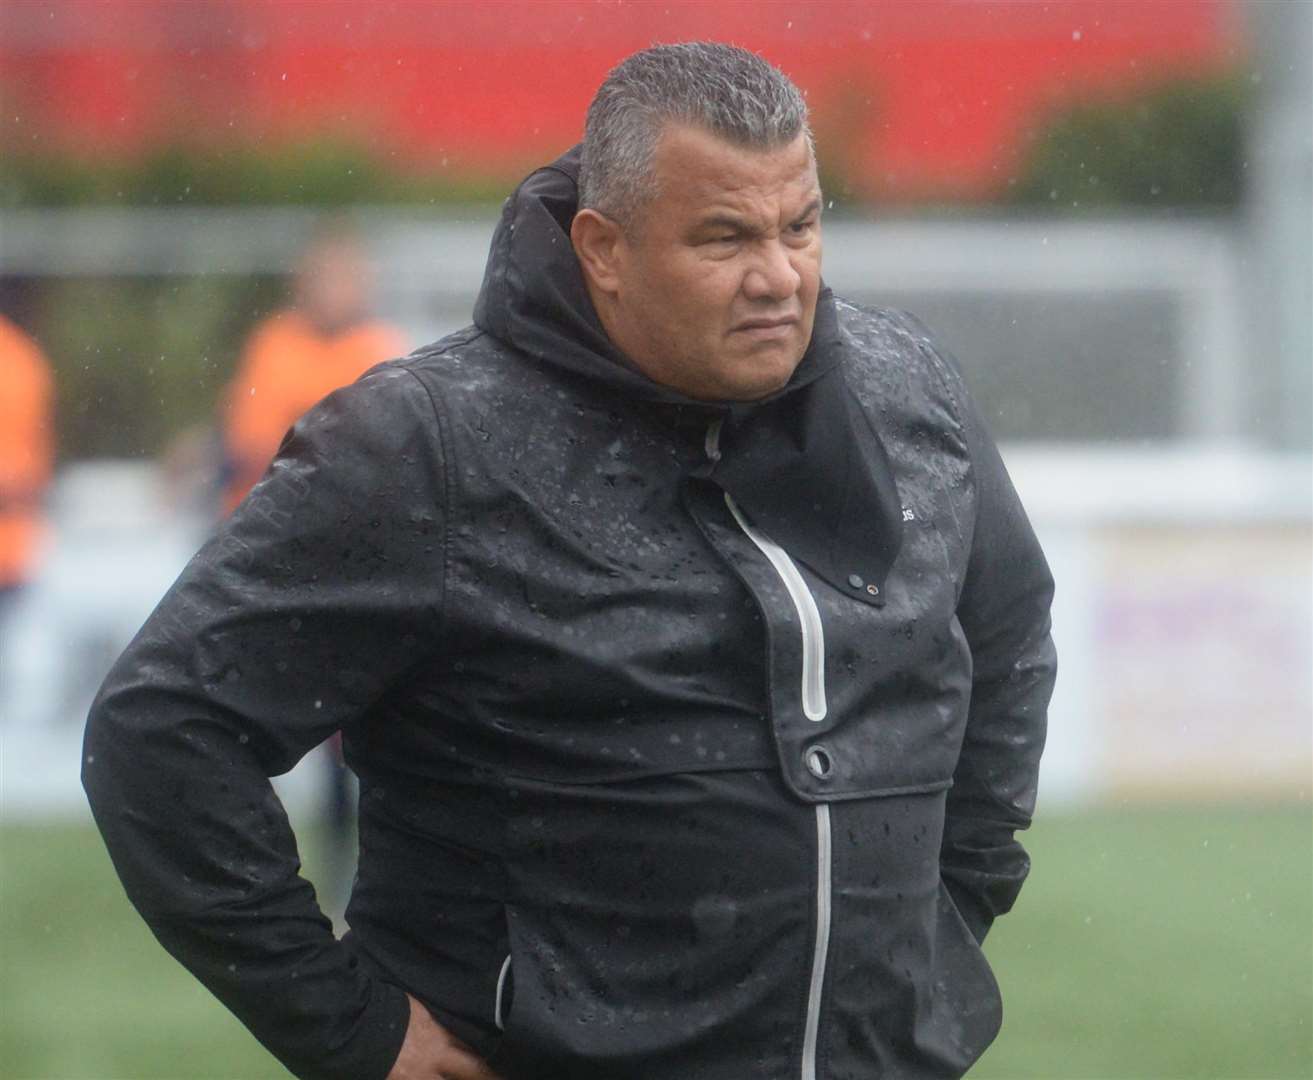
[220,220,406,514]
[84,43,1055,1080]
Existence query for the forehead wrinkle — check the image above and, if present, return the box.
[686,160,818,212]
[694,194,773,235]
[693,178,821,235]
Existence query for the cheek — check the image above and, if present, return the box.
[701,264,751,314]
[796,249,822,293]
[666,265,740,333]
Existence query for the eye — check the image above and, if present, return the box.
[783,218,818,247]
[696,233,741,257]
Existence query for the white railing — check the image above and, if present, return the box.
[1,209,1308,815]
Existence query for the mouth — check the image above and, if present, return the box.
[732,315,799,335]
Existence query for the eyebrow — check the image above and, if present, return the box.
[793,198,823,223]
[695,198,824,236]
[696,213,753,236]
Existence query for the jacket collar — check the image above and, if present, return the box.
[474,146,904,603]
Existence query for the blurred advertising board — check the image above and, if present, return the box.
[1095,524,1311,798]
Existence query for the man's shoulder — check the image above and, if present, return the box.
[278,330,489,441]
[832,296,945,365]
[244,309,309,351]
[387,325,534,396]
[831,297,967,413]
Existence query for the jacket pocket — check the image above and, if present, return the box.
[932,879,1003,1060]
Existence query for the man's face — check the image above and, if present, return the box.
[599,124,822,402]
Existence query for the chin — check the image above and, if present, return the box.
[750,351,805,395]
[719,364,799,402]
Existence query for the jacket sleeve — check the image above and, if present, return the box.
[937,353,1057,945]
[82,363,445,1080]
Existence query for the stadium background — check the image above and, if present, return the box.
[1,1,1309,1077]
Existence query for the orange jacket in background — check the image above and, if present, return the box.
[0,315,55,590]
[221,311,405,513]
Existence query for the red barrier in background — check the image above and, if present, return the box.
[1,0,1240,200]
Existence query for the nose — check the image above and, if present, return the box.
[742,239,802,302]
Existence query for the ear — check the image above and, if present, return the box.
[570,208,626,296]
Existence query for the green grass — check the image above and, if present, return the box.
[2,805,1310,1079]
[974,804,1313,1080]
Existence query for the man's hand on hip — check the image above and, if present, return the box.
[386,994,506,1080]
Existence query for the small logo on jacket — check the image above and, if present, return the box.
[902,507,916,522]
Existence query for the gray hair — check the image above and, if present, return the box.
[579,42,812,229]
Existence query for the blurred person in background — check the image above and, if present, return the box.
[84,43,1054,1080]
[221,219,406,917]
[221,218,406,513]
[0,313,54,627]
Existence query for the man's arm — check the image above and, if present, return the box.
[938,359,1057,945]
[82,365,444,1080]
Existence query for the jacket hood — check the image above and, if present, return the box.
[474,146,904,601]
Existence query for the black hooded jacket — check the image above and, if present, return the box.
[83,151,1055,1080]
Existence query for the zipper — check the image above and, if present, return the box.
[801,803,832,1080]
[711,421,832,1080]
[722,493,827,721]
